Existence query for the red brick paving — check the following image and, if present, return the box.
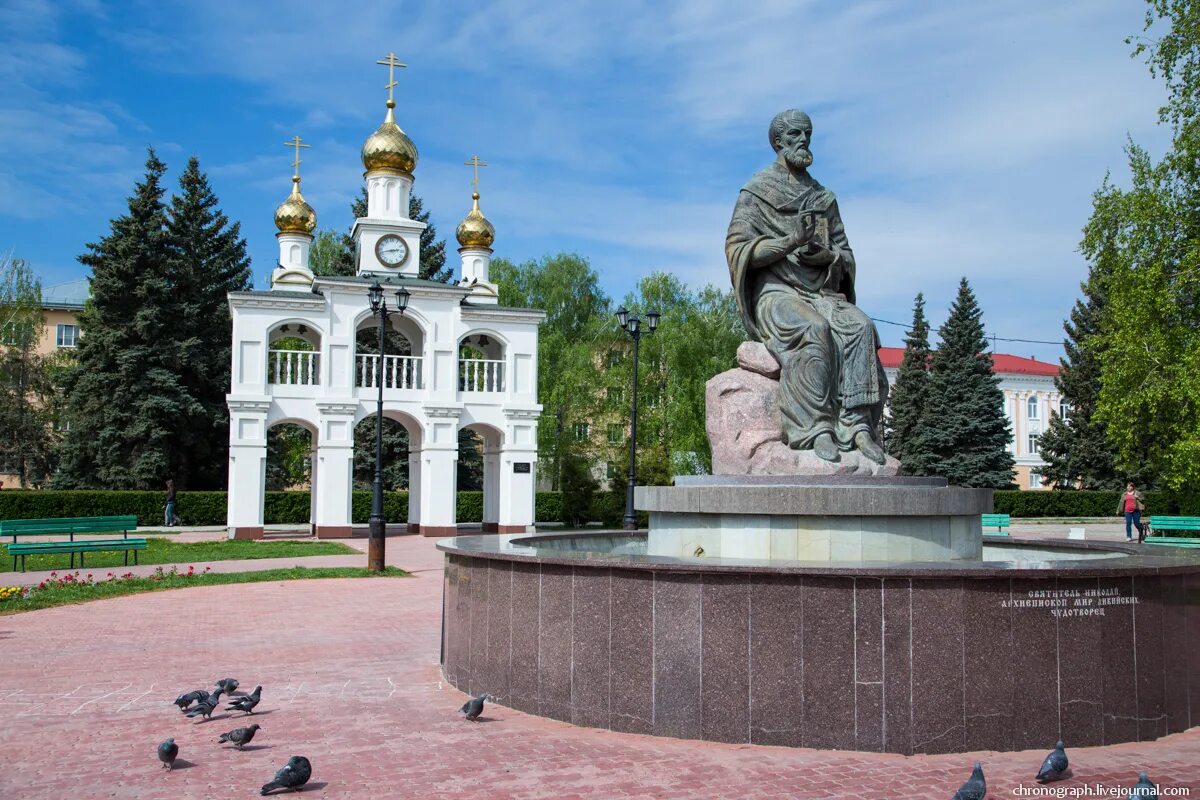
[1,535,1197,799]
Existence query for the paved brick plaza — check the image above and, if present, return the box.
[1,535,1197,799]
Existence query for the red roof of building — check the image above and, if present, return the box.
[877,346,1059,377]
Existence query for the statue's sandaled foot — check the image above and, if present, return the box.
[855,431,887,465]
[812,432,840,463]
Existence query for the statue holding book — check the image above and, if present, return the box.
[724,109,888,466]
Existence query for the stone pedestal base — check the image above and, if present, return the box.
[315,525,353,539]
[637,476,992,563]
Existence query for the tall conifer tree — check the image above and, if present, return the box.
[909,278,1015,487]
[1036,258,1123,489]
[57,150,197,489]
[886,292,932,471]
[164,156,252,488]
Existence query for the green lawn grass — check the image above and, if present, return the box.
[0,566,408,615]
[0,538,358,573]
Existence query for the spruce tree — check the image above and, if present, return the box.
[886,293,932,471]
[164,156,252,488]
[1037,264,1123,489]
[909,278,1015,487]
[57,149,196,489]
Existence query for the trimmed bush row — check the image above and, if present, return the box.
[0,490,619,526]
[3,489,1191,526]
[992,489,1199,518]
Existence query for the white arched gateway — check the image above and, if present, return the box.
[225,63,543,539]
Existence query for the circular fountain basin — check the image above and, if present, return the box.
[438,531,1200,755]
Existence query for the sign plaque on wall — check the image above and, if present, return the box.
[513,462,531,474]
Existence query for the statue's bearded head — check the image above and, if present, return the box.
[770,109,814,172]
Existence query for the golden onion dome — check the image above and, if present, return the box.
[274,177,317,235]
[456,192,496,249]
[361,101,418,174]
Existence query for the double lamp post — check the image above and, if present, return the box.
[366,280,410,573]
[615,306,659,530]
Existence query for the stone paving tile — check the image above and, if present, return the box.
[0,535,1197,799]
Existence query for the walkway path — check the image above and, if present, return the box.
[1,536,1197,799]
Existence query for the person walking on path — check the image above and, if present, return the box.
[164,479,181,527]
[1118,481,1146,543]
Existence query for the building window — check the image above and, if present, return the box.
[572,423,589,441]
[605,349,624,367]
[1,321,19,346]
[606,461,617,480]
[1029,470,1042,489]
[1058,399,1070,418]
[607,423,624,444]
[1026,395,1039,419]
[56,324,79,349]
[607,387,624,406]
[1027,433,1040,454]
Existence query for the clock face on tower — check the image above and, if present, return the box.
[375,234,409,267]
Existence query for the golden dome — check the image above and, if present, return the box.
[361,101,418,174]
[456,192,496,249]
[274,177,317,235]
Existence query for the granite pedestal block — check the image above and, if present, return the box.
[438,534,1200,755]
[637,476,991,563]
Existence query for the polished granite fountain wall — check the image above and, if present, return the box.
[439,535,1200,755]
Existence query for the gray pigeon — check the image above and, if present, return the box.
[216,678,240,694]
[219,723,261,750]
[173,689,208,712]
[459,693,489,720]
[261,756,312,795]
[1130,772,1158,800]
[157,738,178,770]
[1036,740,1069,783]
[952,761,986,800]
[227,685,262,715]
[186,688,223,720]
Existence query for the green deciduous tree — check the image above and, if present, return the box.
[886,292,933,472]
[0,254,59,486]
[1083,1,1200,490]
[908,278,1015,487]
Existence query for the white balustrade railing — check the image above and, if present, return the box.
[356,354,423,390]
[268,349,320,385]
[459,358,505,392]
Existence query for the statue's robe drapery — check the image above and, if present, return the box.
[725,161,887,450]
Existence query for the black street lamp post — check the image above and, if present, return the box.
[615,306,660,530]
[367,280,411,572]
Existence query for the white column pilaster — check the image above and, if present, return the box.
[227,398,270,539]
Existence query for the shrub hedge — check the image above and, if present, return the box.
[8,488,1191,526]
[0,489,626,526]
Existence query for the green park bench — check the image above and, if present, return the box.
[1144,516,1200,548]
[0,516,143,571]
[981,513,1011,536]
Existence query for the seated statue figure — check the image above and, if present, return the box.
[725,108,888,465]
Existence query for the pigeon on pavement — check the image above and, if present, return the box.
[173,689,207,712]
[459,693,489,720]
[1036,740,1069,783]
[157,738,178,770]
[219,724,261,750]
[1130,772,1158,800]
[952,761,986,800]
[186,688,223,720]
[216,678,240,694]
[227,685,262,715]
[261,756,312,795]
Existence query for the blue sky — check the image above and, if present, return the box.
[0,0,1171,362]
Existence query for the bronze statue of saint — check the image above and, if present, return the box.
[726,109,888,464]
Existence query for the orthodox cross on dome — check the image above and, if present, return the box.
[464,154,488,193]
[376,52,407,106]
[284,135,310,179]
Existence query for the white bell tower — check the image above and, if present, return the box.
[351,52,426,278]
